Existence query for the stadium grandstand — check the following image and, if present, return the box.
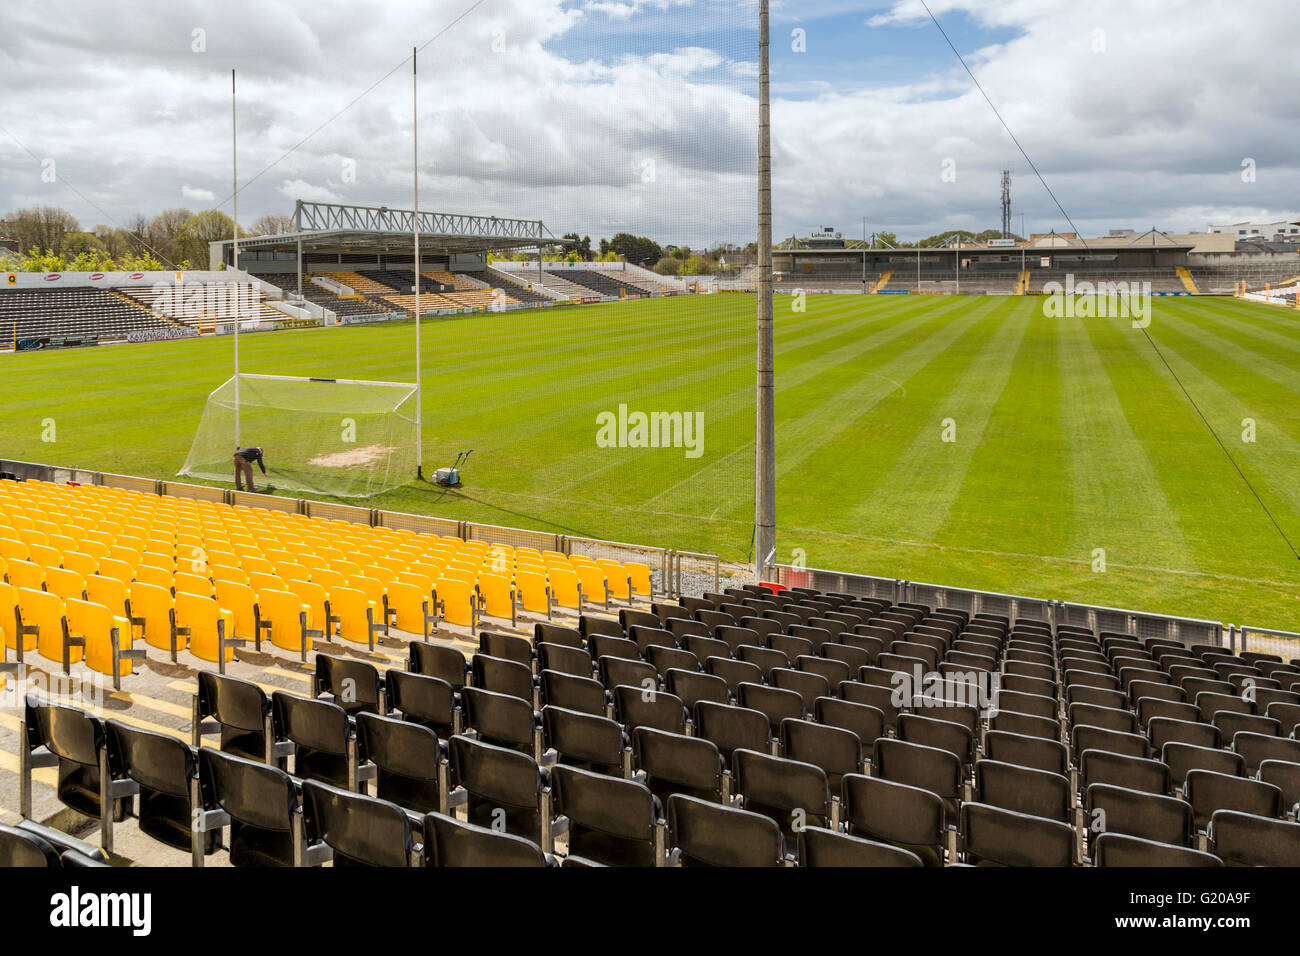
[1,461,1297,870]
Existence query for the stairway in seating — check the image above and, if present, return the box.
[872,270,893,293]
[1176,266,1198,294]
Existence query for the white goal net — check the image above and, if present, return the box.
[179,374,420,499]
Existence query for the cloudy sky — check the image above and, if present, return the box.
[1,0,1297,248]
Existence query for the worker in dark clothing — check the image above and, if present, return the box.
[233,446,266,492]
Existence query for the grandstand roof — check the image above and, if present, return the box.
[210,200,570,265]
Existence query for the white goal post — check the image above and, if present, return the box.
[179,374,420,499]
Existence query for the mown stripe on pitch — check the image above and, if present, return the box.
[1096,308,1300,576]
[847,298,1032,544]
[1061,309,1199,574]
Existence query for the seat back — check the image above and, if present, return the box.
[423,812,549,867]
[667,793,783,866]
[303,779,414,867]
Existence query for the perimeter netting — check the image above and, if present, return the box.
[179,374,419,498]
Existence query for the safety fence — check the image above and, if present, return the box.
[0,459,715,602]
[771,563,1293,657]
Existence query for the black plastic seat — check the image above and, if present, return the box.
[0,823,61,867]
[302,779,417,867]
[598,654,656,692]
[665,668,728,709]
[780,717,862,796]
[693,700,769,761]
[646,644,699,678]
[839,680,902,730]
[737,643,788,677]
[1209,809,1300,866]
[386,669,458,740]
[197,747,302,867]
[314,653,384,716]
[535,622,584,649]
[774,665,831,711]
[984,730,1067,776]
[1162,742,1243,792]
[961,802,1075,866]
[975,759,1071,822]
[542,705,628,776]
[22,697,125,848]
[479,631,533,666]
[1094,832,1221,867]
[1085,783,1193,853]
[356,711,447,814]
[1185,769,1281,832]
[874,738,964,824]
[537,642,594,679]
[449,734,548,842]
[797,826,922,867]
[194,670,271,761]
[539,669,607,716]
[462,686,540,757]
[814,697,886,756]
[841,773,946,866]
[423,811,553,867]
[612,684,688,735]
[106,720,213,858]
[667,793,783,866]
[550,765,663,866]
[472,653,536,704]
[705,656,762,695]
[271,691,354,789]
[732,748,833,841]
[1078,748,1169,797]
[633,726,726,804]
[408,642,469,690]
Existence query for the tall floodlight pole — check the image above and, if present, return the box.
[232,68,240,448]
[755,0,776,582]
[413,47,423,479]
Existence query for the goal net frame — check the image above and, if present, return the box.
[179,373,420,499]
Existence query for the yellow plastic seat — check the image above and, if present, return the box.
[65,598,142,689]
[28,543,63,568]
[213,579,262,644]
[310,568,346,591]
[258,588,317,659]
[574,566,609,608]
[140,550,176,572]
[0,581,34,654]
[596,560,632,601]
[8,558,45,591]
[435,576,478,631]
[133,564,174,591]
[61,551,99,579]
[18,587,79,666]
[0,536,29,563]
[514,570,551,617]
[348,576,391,632]
[330,586,383,649]
[476,573,517,626]
[85,574,130,617]
[209,564,249,585]
[626,562,653,600]
[386,580,435,639]
[286,579,333,641]
[95,557,136,586]
[44,566,87,602]
[173,592,240,670]
[548,568,582,612]
[247,571,284,597]
[174,571,215,598]
[128,581,178,657]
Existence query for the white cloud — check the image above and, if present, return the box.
[0,0,1295,247]
[277,179,343,204]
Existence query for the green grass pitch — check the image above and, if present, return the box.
[2,292,1299,631]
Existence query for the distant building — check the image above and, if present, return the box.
[1208,219,1300,241]
[0,236,19,255]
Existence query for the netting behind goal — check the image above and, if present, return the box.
[179,374,419,499]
